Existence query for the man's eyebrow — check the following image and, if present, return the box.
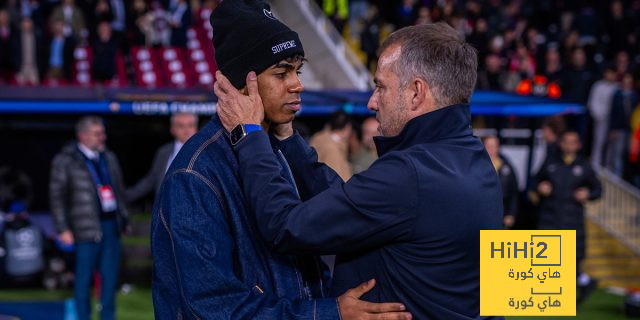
[274,62,295,70]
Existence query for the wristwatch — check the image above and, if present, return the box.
[229,124,262,145]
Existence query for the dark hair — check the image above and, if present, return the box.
[328,111,351,131]
[379,22,478,107]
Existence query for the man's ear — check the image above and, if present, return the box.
[411,77,435,112]
[410,78,425,111]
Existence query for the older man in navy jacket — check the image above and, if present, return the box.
[215,22,503,319]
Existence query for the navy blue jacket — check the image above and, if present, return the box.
[151,116,339,319]
[234,104,504,319]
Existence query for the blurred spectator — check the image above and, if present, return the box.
[414,6,431,25]
[540,116,565,164]
[168,0,191,48]
[45,19,75,82]
[395,0,417,28]
[606,73,638,176]
[139,1,171,47]
[350,117,378,174]
[615,50,632,78]
[7,0,44,31]
[535,131,601,304]
[0,9,14,83]
[560,47,595,104]
[483,136,518,229]
[561,30,579,62]
[310,111,353,181]
[12,16,44,85]
[88,0,113,44]
[587,66,619,168]
[323,0,348,33]
[542,46,563,83]
[49,0,86,41]
[466,17,488,61]
[629,103,640,187]
[49,116,129,320]
[108,0,126,48]
[0,166,33,216]
[606,1,637,57]
[92,21,117,82]
[360,5,380,71]
[572,5,602,47]
[477,54,506,91]
[505,42,536,90]
[127,0,149,46]
[126,112,198,203]
[348,0,369,38]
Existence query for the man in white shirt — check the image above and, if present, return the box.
[126,112,198,203]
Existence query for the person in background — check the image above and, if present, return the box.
[587,66,618,168]
[12,16,43,85]
[168,0,190,48]
[45,19,75,82]
[483,136,519,229]
[49,116,129,320]
[560,47,595,104]
[606,73,638,177]
[126,112,198,203]
[49,0,86,41]
[360,5,380,72]
[350,117,378,174]
[108,0,126,50]
[0,9,14,84]
[540,116,566,165]
[476,53,506,91]
[310,111,353,181]
[535,131,601,305]
[92,21,117,82]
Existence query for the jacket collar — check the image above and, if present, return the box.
[374,104,473,156]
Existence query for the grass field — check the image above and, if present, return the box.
[0,287,631,319]
[0,287,154,320]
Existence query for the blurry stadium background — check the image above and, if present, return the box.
[1,0,640,318]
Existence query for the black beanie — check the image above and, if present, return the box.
[210,0,305,89]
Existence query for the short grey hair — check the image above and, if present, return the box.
[75,116,104,134]
[380,22,478,107]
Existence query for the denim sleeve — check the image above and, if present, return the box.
[155,171,340,320]
[234,132,417,256]
[274,133,344,200]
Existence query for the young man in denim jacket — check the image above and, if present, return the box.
[150,1,410,319]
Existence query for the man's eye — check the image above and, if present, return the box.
[275,73,286,78]
[296,70,302,75]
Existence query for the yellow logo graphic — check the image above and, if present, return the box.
[480,230,576,316]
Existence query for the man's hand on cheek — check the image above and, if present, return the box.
[214,71,265,132]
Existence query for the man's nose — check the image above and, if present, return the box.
[289,76,304,93]
[367,95,378,111]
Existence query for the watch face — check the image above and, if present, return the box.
[230,125,246,145]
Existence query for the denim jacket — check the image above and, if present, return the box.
[150,115,339,319]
